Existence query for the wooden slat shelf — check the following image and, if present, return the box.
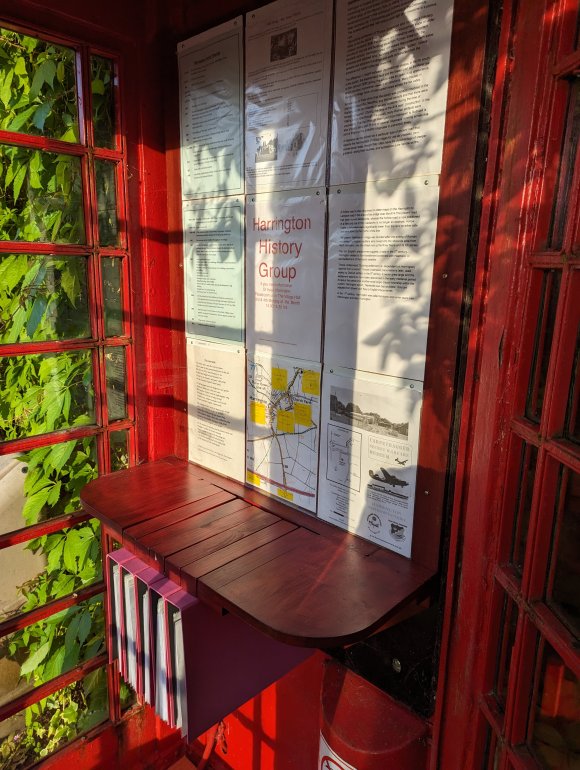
[81,457,436,648]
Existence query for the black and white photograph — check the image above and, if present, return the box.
[329,386,409,439]
[255,131,278,162]
[270,28,297,61]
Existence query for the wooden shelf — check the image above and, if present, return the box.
[81,457,435,648]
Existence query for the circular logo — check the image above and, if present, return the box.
[366,512,382,533]
[390,522,406,541]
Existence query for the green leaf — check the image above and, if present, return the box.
[20,640,51,676]
[46,480,62,506]
[46,539,64,573]
[64,612,81,649]
[91,78,105,95]
[60,261,80,306]
[47,440,76,472]
[0,68,13,108]
[5,305,26,344]
[21,486,51,525]
[12,163,26,201]
[7,104,36,132]
[14,56,27,76]
[43,645,65,681]
[25,295,48,338]
[30,59,56,99]
[77,611,91,645]
[32,100,54,131]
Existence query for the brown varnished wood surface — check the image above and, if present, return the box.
[81,457,435,647]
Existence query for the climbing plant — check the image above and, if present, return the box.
[0,27,125,769]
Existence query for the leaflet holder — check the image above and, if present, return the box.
[106,548,310,740]
[83,457,435,740]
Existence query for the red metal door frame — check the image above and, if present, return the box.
[433,0,580,767]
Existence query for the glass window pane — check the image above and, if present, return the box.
[494,593,519,712]
[109,430,129,471]
[0,518,102,623]
[565,326,580,444]
[0,350,94,442]
[0,594,105,709]
[0,254,90,344]
[549,80,580,250]
[105,347,127,422]
[0,666,108,767]
[531,643,580,769]
[526,271,561,423]
[510,443,538,573]
[0,28,79,143]
[548,468,580,638]
[102,257,123,336]
[95,159,119,246]
[0,146,85,243]
[91,55,116,149]
[0,438,97,536]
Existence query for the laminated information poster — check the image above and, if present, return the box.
[330,0,454,185]
[187,338,246,482]
[324,178,440,381]
[246,352,321,512]
[245,0,333,193]
[183,197,244,342]
[178,18,244,198]
[246,189,326,361]
[318,367,422,557]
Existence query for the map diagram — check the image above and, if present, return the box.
[246,354,320,512]
[326,426,361,491]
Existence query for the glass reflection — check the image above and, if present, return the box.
[531,644,580,769]
[0,146,84,243]
[102,257,123,337]
[0,438,97,536]
[91,55,117,149]
[0,350,94,441]
[105,347,127,422]
[95,159,119,246]
[0,254,90,344]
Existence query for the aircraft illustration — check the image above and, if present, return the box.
[395,457,408,466]
[368,468,409,488]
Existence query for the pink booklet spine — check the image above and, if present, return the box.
[135,567,165,701]
[106,548,138,678]
[150,577,180,724]
[165,588,197,738]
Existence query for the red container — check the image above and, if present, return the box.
[320,660,429,770]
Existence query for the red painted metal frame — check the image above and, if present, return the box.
[0,2,184,768]
[435,0,580,768]
[0,9,143,761]
[0,653,108,724]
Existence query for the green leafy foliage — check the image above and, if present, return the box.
[90,55,116,149]
[0,28,78,141]
[0,254,90,344]
[0,351,94,441]
[0,670,109,770]
[0,30,126,769]
[0,146,85,244]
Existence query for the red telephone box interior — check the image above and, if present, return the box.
[0,0,578,769]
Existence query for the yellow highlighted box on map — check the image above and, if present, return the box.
[294,402,312,426]
[271,367,288,391]
[277,488,294,501]
[276,409,295,433]
[302,370,320,396]
[246,470,261,486]
[250,401,266,425]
